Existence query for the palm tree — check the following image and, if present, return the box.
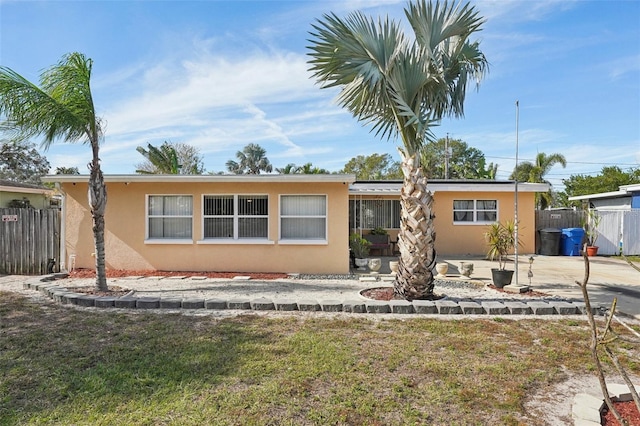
[136,142,182,174]
[510,152,566,209]
[309,0,488,300]
[0,53,108,290]
[298,162,330,174]
[275,163,300,174]
[226,143,273,174]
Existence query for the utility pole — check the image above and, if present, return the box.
[444,133,450,180]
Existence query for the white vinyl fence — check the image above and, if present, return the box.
[595,210,640,255]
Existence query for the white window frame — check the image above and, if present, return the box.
[279,194,328,245]
[145,194,193,244]
[453,199,498,225]
[198,194,272,245]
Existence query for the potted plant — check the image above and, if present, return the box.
[349,233,371,271]
[582,210,601,256]
[484,219,519,288]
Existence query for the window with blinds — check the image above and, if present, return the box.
[203,195,268,239]
[147,195,193,239]
[349,199,401,230]
[280,195,327,240]
[453,199,497,223]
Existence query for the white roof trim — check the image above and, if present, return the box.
[568,190,628,201]
[42,174,356,184]
[0,185,53,195]
[349,181,549,194]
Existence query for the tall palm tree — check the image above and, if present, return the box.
[226,143,273,174]
[136,142,182,174]
[0,53,108,290]
[309,0,487,300]
[510,152,566,209]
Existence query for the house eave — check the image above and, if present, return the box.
[42,174,357,184]
[349,180,549,195]
[568,190,627,201]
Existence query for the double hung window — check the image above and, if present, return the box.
[453,199,497,223]
[280,195,327,241]
[147,195,193,240]
[203,195,268,239]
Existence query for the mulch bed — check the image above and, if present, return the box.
[69,268,288,280]
[602,400,640,426]
[487,284,550,297]
[360,287,444,301]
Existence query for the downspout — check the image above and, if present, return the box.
[56,182,67,272]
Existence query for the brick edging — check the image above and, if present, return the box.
[25,276,599,316]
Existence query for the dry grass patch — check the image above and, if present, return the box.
[1,292,639,425]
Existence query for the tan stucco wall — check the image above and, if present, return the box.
[351,191,537,256]
[432,191,536,256]
[61,181,351,274]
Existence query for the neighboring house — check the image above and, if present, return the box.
[43,174,356,274]
[44,174,549,273]
[0,179,56,209]
[568,183,640,210]
[568,184,640,255]
[349,180,548,257]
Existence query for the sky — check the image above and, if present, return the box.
[1,0,638,191]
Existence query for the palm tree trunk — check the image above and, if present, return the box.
[394,150,437,300]
[88,144,107,291]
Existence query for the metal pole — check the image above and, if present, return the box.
[444,133,449,180]
[514,101,519,286]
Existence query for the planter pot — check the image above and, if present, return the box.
[435,262,449,277]
[460,262,474,278]
[586,246,599,257]
[389,260,399,274]
[354,258,369,271]
[368,258,382,273]
[491,269,514,288]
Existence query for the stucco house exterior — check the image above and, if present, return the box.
[43,174,548,274]
[349,180,548,257]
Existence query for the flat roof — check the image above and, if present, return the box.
[42,174,357,184]
[350,180,549,194]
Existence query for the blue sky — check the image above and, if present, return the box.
[1,0,638,191]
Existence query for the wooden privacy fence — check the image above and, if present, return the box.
[0,208,60,275]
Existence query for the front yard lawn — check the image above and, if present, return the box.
[1,292,638,425]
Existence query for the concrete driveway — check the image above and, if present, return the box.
[435,254,640,320]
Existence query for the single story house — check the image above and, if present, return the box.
[568,183,640,210]
[0,179,56,209]
[43,174,548,274]
[349,180,548,257]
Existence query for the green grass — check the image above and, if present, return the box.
[1,292,639,425]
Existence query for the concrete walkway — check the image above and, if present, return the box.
[429,254,640,320]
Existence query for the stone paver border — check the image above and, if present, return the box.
[24,276,601,317]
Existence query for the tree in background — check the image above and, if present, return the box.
[340,153,402,180]
[135,141,205,175]
[562,166,640,205]
[0,53,108,291]
[309,0,488,300]
[510,152,566,209]
[55,166,80,175]
[275,162,330,174]
[297,162,330,174]
[226,143,272,174]
[0,139,50,184]
[420,137,496,179]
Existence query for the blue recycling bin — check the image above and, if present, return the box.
[561,228,585,256]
